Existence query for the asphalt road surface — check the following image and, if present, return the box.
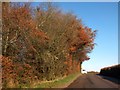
[66,73,119,88]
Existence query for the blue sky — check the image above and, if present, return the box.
[32,2,118,72]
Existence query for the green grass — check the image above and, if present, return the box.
[35,72,81,88]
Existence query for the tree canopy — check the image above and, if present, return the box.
[2,2,96,88]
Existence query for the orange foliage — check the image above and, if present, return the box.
[2,3,96,87]
[1,55,37,87]
[69,47,76,52]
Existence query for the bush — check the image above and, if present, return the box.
[100,64,120,79]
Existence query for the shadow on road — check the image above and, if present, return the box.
[96,74,120,84]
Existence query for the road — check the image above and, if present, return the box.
[66,73,119,88]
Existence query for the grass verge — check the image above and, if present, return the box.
[35,72,81,88]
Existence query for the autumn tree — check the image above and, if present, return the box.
[35,2,96,75]
[2,2,48,86]
[2,2,96,87]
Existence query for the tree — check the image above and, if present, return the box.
[2,2,96,87]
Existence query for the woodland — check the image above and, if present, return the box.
[1,2,96,88]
